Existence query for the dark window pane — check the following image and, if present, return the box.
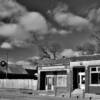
[82,76,85,84]
[91,73,98,84]
[91,67,96,71]
[98,68,100,71]
[98,73,100,84]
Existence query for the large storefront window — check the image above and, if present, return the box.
[57,75,67,87]
[90,67,100,84]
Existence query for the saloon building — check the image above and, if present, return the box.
[37,55,100,96]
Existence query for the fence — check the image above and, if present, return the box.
[0,79,37,90]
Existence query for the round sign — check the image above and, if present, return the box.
[0,60,7,67]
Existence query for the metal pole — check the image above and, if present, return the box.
[6,51,8,79]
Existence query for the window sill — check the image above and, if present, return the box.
[90,84,100,86]
[56,86,67,87]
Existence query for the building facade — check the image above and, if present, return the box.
[37,55,100,96]
[37,59,70,96]
[70,59,100,94]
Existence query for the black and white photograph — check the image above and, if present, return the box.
[0,0,100,100]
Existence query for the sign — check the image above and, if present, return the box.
[0,60,7,67]
[42,65,65,70]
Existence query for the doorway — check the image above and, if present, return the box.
[78,72,85,90]
[46,75,54,91]
[40,72,46,90]
[73,67,85,90]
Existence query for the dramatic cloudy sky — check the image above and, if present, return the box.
[0,0,100,63]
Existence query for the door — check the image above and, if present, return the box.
[46,75,54,91]
[78,72,85,90]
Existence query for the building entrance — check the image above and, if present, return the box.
[46,75,54,91]
[73,67,85,90]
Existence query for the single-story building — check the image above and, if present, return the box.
[37,54,100,96]
[70,54,100,94]
[37,58,70,96]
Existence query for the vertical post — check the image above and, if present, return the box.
[69,69,72,98]
[89,97,92,100]
[76,96,79,100]
[37,70,40,90]
[55,72,57,96]
[6,51,8,79]
[68,58,71,98]
[83,89,85,98]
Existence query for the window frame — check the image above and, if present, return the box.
[90,66,100,86]
[56,75,67,87]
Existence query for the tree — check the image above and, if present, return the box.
[49,42,61,60]
[29,32,61,60]
[76,42,96,55]
[90,31,100,53]
[38,42,61,60]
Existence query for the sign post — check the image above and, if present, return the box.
[0,59,8,79]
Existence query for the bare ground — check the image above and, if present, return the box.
[0,89,99,100]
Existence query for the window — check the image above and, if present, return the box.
[82,76,85,84]
[91,67,96,71]
[98,68,100,71]
[91,73,98,84]
[90,67,100,85]
[57,75,67,87]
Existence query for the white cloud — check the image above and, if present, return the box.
[54,13,90,28]
[58,29,71,35]
[53,2,68,14]
[16,60,30,65]
[28,56,40,60]
[16,60,36,69]
[0,24,32,47]
[0,24,29,40]
[51,2,92,32]
[48,25,71,35]
[88,8,100,22]
[19,12,48,34]
[8,61,15,65]
[10,39,31,47]
[1,42,12,49]
[0,0,26,18]
[0,12,49,47]
[60,49,81,57]
[87,8,100,33]
[0,0,49,48]
[0,24,17,37]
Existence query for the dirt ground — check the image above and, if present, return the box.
[0,89,99,100]
[0,89,68,100]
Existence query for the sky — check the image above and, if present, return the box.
[0,0,100,64]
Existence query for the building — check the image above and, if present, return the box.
[37,55,100,96]
[37,58,70,96]
[70,55,100,94]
